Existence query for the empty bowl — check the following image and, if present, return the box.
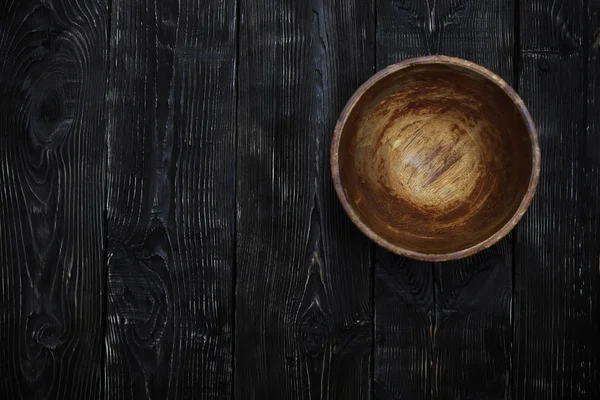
[331,56,540,261]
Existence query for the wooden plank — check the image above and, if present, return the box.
[583,0,600,390]
[374,251,433,399]
[0,0,108,398]
[235,0,374,397]
[514,0,600,397]
[584,0,600,389]
[374,3,434,397]
[375,0,515,398]
[585,0,600,388]
[434,241,513,398]
[430,0,515,394]
[104,0,237,398]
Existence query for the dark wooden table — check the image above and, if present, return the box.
[1,0,599,398]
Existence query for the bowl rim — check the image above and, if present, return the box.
[330,55,541,262]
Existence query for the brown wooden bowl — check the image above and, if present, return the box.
[331,56,540,261]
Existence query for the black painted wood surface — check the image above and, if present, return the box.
[104,0,237,398]
[235,0,373,397]
[375,1,515,398]
[0,0,599,398]
[0,0,108,399]
[514,0,600,397]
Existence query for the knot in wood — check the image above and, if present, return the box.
[300,306,329,357]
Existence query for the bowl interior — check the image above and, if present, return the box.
[336,61,535,257]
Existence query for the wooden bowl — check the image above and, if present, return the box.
[331,56,540,261]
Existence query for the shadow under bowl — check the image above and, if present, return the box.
[331,56,540,261]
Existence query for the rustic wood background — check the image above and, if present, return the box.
[1,0,599,398]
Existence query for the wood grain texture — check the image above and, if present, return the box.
[104,0,236,398]
[0,0,108,398]
[430,0,515,393]
[514,0,600,397]
[583,0,600,389]
[375,0,515,398]
[377,0,514,77]
[374,251,433,399]
[374,3,433,396]
[585,0,600,388]
[235,0,374,397]
[434,241,512,399]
